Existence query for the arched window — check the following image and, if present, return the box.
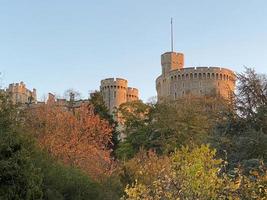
[207,73,210,78]
[199,73,202,79]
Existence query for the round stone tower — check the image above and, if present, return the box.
[100,78,139,113]
[100,78,128,113]
[156,51,236,102]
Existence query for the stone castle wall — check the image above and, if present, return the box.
[156,52,236,102]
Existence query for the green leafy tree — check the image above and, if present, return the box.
[116,97,221,159]
[212,68,267,169]
[0,93,43,200]
[115,100,153,159]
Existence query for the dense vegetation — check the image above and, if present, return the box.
[0,68,266,199]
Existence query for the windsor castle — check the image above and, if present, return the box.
[5,50,235,112]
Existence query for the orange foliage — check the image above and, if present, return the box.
[25,104,114,179]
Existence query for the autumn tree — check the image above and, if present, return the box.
[24,103,114,179]
[121,145,267,200]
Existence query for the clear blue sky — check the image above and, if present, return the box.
[1,0,267,101]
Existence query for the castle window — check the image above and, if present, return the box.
[171,76,173,81]
[216,74,219,79]
[194,73,197,78]
[190,73,193,79]
[174,75,177,80]
[212,73,215,79]
[199,73,202,79]
[114,91,116,98]
[182,74,184,80]
[178,75,181,80]
[220,74,223,80]
[207,73,210,78]
[227,75,229,80]
[223,74,226,80]
[186,74,189,79]
[203,73,206,79]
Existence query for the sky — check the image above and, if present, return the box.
[0,0,267,101]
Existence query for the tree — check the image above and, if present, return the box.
[115,100,153,159]
[0,93,43,200]
[89,91,119,155]
[24,103,114,179]
[212,68,267,169]
[116,97,221,159]
[121,145,224,200]
[122,145,267,200]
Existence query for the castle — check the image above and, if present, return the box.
[5,51,235,110]
[6,82,37,104]
[100,78,139,113]
[156,51,236,102]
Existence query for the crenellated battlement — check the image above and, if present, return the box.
[101,78,128,85]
